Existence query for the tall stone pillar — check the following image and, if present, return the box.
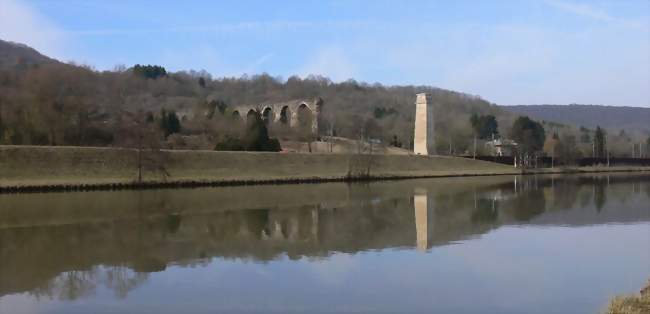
[413,93,435,155]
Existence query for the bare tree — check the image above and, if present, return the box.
[115,110,169,182]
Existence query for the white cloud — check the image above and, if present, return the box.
[0,0,68,58]
[66,21,371,37]
[545,0,615,22]
[242,53,274,75]
[297,46,358,82]
[544,1,647,30]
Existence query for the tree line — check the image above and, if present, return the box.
[0,61,647,159]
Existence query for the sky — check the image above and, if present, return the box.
[1,0,648,107]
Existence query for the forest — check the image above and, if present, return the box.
[0,39,648,161]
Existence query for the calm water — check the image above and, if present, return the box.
[0,174,649,314]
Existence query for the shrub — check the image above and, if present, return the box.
[215,136,245,151]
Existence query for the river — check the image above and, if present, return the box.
[0,173,648,314]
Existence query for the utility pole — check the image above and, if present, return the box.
[606,137,610,167]
[473,135,477,159]
[592,140,595,159]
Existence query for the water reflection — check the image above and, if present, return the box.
[0,173,648,304]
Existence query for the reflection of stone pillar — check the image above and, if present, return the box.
[272,220,284,240]
[288,216,299,241]
[414,189,429,251]
[311,208,319,240]
[413,93,435,155]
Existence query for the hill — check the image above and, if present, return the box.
[0,40,646,158]
[0,39,58,70]
[503,104,650,135]
[0,39,517,154]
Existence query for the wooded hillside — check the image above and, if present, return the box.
[505,104,650,135]
[1,39,647,158]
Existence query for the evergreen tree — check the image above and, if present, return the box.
[580,132,591,144]
[132,64,167,79]
[216,111,281,152]
[470,113,499,139]
[373,107,398,119]
[243,111,281,151]
[510,116,545,155]
[594,126,606,158]
[160,109,181,138]
[166,111,180,135]
[160,109,168,133]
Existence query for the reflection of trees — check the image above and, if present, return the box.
[105,267,149,299]
[1,174,648,300]
[29,266,149,301]
[58,270,98,300]
[548,180,580,211]
[31,269,98,301]
[594,181,607,212]
[609,179,635,205]
[578,185,592,208]
[471,199,498,223]
[508,190,547,222]
[165,213,182,234]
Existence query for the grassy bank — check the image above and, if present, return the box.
[0,145,517,190]
[0,145,647,192]
[606,280,650,314]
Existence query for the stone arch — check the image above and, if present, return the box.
[229,110,244,129]
[278,106,291,124]
[228,97,323,136]
[294,103,314,134]
[246,109,258,126]
[261,107,274,125]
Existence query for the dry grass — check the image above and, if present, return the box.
[606,280,650,314]
[0,145,517,188]
[1,145,647,190]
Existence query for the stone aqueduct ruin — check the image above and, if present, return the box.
[220,93,435,155]
[230,97,324,134]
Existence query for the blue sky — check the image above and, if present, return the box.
[1,0,648,107]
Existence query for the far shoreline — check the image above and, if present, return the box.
[1,145,648,194]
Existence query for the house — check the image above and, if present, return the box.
[485,138,518,157]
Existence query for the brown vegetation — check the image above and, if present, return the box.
[1,39,647,161]
[605,280,650,314]
[0,145,519,190]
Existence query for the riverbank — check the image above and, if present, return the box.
[606,280,650,314]
[0,145,648,193]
